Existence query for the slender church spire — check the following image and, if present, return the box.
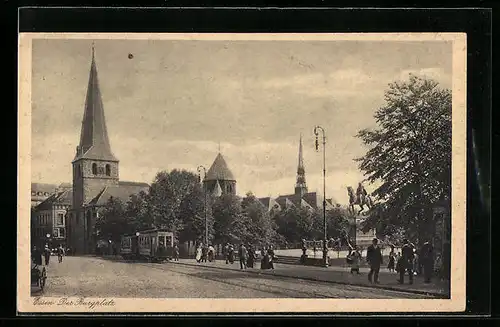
[74,46,118,162]
[295,133,308,197]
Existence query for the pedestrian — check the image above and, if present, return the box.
[387,250,395,272]
[366,238,383,284]
[247,244,255,268]
[260,247,269,270]
[413,250,419,276]
[31,245,43,266]
[208,244,215,262]
[228,244,235,264]
[301,239,307,264]
[195,244,203,263]
[349,247,362,274]
[201,245,208,263]
[398,239,415,284]
[43,245,51,266]
[57,245,65,263]
[224,243,229,264]
[238,244,248,270]
[267,245,276,270]
[420,239,434,283]
[173,244,180,261]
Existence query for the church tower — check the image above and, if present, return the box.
[294,134,308,197]
[72,46,119,210]
[204,152,236,196]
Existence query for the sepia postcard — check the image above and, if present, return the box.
[18,33,466,313]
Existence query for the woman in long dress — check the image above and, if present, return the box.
[195,244,202,263]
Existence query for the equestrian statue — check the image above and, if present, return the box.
[347,182,374,215]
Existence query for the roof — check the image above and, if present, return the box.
[119,181,150,188]
[36,188,73,210]
[205,153,236,181]
[88,183,149,206]
[31,183,58,194]
[73,48,118,163]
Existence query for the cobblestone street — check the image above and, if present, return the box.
[33,256,435,299]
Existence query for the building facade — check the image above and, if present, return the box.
[67,47,149,255]
[32,186,73,248]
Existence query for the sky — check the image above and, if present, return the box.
[30,38,452,204]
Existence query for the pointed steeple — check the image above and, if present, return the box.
[74,46,118,162]
[295,134,308,197]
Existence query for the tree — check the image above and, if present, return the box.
[147,169,200,237]
[212,194,249,245]
[178,183,214,244]
[241,192,276,246]
[355,74,452,243]
[95,197,128,243]
[124,190,152,232]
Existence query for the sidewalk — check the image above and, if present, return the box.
[173,258,449,298]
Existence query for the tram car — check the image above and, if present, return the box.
[120,228,174,262]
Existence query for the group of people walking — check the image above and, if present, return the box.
[349,238,435,285]
[195,244,216,263]
[194,242,277,270]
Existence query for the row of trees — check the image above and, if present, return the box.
[96,169,352,247]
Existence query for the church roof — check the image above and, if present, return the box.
[205,153,235,181]
[88,182,149,206]
[73,47,118,163]
[36,188,73,210]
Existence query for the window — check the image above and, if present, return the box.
[92,163,97,175]
[77,164,82,177]
[105,164,111,176]
[59,228,65,238]
[53,228,59,238]
[166,236,172,247]
[57,213,64,226]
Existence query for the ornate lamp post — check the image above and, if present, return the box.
[197,165,208,247]
[314,125,329,268]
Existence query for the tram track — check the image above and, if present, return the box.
[135,262,430,299]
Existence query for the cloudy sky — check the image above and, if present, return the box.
[31,38,452,204]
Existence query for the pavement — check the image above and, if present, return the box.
[172,258,449,298]
[31,256,437,299]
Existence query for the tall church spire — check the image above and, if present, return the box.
[295,134,308,197]
[74,46,118,162]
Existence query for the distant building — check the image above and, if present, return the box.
[258,135,337,213]
[67,47,149,255]
[31,183,58,207]
[203,152,236,196]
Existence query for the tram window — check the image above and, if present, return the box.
[166,236,172,246]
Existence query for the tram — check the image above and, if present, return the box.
[120,228,174,262]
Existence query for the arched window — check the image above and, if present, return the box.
[92,163,97,175]
[105,164,111,176]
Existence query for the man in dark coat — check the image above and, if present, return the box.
[366,238,383,283]
[43,245,51,266]
[31,245,43,266]
[238,244,248,270]
[420,240,434,283]
[398,239,415,284]
[246,244,255,268]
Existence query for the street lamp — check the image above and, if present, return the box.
[314,125,329,268]
[197,165,208,247]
